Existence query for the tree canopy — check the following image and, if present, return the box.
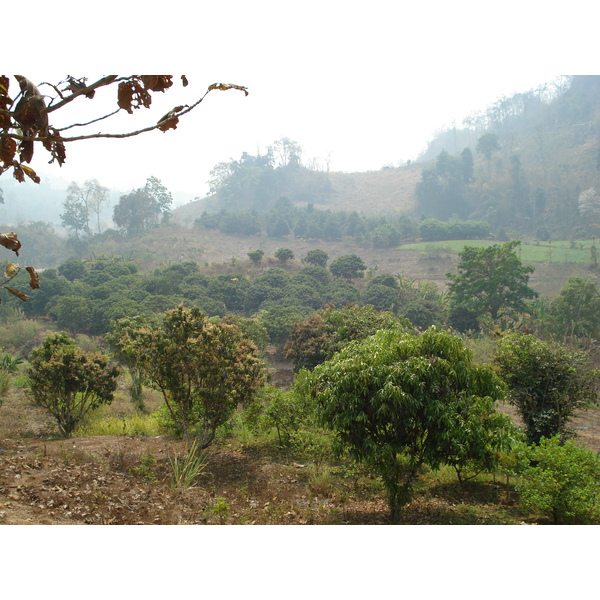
[494,331,598,444]
[446,241,537,329]
[112,305,266,448]
[310,326,510,520]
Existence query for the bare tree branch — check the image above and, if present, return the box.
[45,75,120,113]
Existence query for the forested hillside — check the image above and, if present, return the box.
[175,76,600,242]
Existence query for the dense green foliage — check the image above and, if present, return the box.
[446,241,537,330]
[310,327,510,520]
[27,332,119,437]
[494,332,598,444]
[517,436,600,524]
[549,276,600,338]
[284,304,408,371]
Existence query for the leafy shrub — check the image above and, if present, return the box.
[27,332,120,437]
[113,305,266,448]
[494,332,598,444]
[517,436,600,524]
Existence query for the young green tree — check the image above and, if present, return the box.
[284,304,406,371]
[517,436,600,524]
[549,276,600,338]
[329,254,367,280]
[113,187,162,234]
[106,315,158,412]
[494,331,598,444]
[476,133,500,179]
[48,295,93,335]
[302,249,329,268]
[446,241,537,330]
[274,248,295,263]
[144,176,173,223]
[310,327,507,520]
[247,249,264,265]
[27,332,119,437]
[115,305,266,448]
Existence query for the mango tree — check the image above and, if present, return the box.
[309,327,511,520]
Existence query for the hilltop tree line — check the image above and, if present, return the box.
[415,76,600,239]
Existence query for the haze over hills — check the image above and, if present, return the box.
[2,75,599,243]
[172,76,600,239]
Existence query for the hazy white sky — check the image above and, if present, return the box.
[7,1,596,206]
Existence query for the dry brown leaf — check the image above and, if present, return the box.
[65,76,96,99]
[0,76,12,129]
[43,134,66,167]
[19,139,34,164]
[118,79,152,113]
[0,136,17,166]
[26,267,40,289]
[157,106,185,132]
[4,263,19,278]
[5,287,27,301]
[208,83,249,96]
[20,164,40,183]
[13,76,48,137]
[141,76,173,93]
[0,232,21,256]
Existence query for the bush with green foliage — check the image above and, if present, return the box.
[494,331,598,444]
[284,304,406,371]
[0,348,25,397]
[247,249,264,264]
[549,276,600,338]
[517,436,600,524]
[446,241,537,330]
[329,254,367,280]
[310,326,507,520]
[27,332,119,437]
[274,248,295,263]
[302,249,329,267]
[419,219,489,242]
[114,305,266,448]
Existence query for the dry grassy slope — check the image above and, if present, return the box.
[323,164,422,213]
[172,163,424,224]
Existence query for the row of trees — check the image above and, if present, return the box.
[197,198,417,248]
[61,176,173,238]
[7,240,600,350]
[197,199,490,247]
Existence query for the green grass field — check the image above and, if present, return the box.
[399,239,598,264]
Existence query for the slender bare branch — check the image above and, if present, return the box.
[3,87,213,143]
[56,108,122,132]
[45,75,120,113]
